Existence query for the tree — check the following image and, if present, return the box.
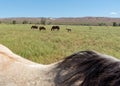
[98,23,106,26]
[12,20,16,24]
[47,22,52,25]
[40,18,46,25]
[113,22,117,26]
[22,20,28,24]
[118,23,120,26]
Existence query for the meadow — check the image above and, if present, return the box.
[0,24,120,64]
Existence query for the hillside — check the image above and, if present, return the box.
[0,17,120,25]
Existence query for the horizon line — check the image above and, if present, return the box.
[0,16,120,19]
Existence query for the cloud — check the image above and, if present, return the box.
[110,12,118,15]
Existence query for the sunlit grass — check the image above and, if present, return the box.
[0,24,120,64]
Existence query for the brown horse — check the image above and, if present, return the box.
[31,25,38,29]
[39,26,46,31]
[51,26,60,31]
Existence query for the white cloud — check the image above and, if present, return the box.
[110,12,118,15]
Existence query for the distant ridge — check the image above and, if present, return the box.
[0,17,120,25]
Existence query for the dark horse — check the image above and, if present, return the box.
[39,26,46,31]
[51,26,60,31]
[31,26,38,29]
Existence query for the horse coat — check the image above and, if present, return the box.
[0,44,120,86]
[31,26,38,29]
[51,26,60,31]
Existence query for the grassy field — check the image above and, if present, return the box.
[0,24,120,64]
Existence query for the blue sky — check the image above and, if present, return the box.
[0,0,120,18]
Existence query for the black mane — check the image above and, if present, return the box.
[55,50,120,86]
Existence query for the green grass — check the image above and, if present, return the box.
[0,24,120,64]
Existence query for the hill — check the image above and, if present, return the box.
[0,17,120,26]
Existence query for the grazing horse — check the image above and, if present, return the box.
[31,26,38,29]
[51,26,60,31]
[0,44,120,86]
[66,28,72,32]
[39,26,46,31]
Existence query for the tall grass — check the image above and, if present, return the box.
[0,24,120,64]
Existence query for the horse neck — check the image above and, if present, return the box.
[42,60,83,86]
[0,60,59,86]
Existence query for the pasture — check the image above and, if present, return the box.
[0,24,120,64]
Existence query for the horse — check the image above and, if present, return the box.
[0,44,120,86]
[39,26,46,31]
[66,28,72,32]
[31,25,38,29]
[51,26,60,31]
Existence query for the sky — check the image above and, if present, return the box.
[0,0,120,18]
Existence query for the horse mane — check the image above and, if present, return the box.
[55,50,120,86]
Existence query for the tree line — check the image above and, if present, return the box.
[0,18,120,26]
[11,18,47,25]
